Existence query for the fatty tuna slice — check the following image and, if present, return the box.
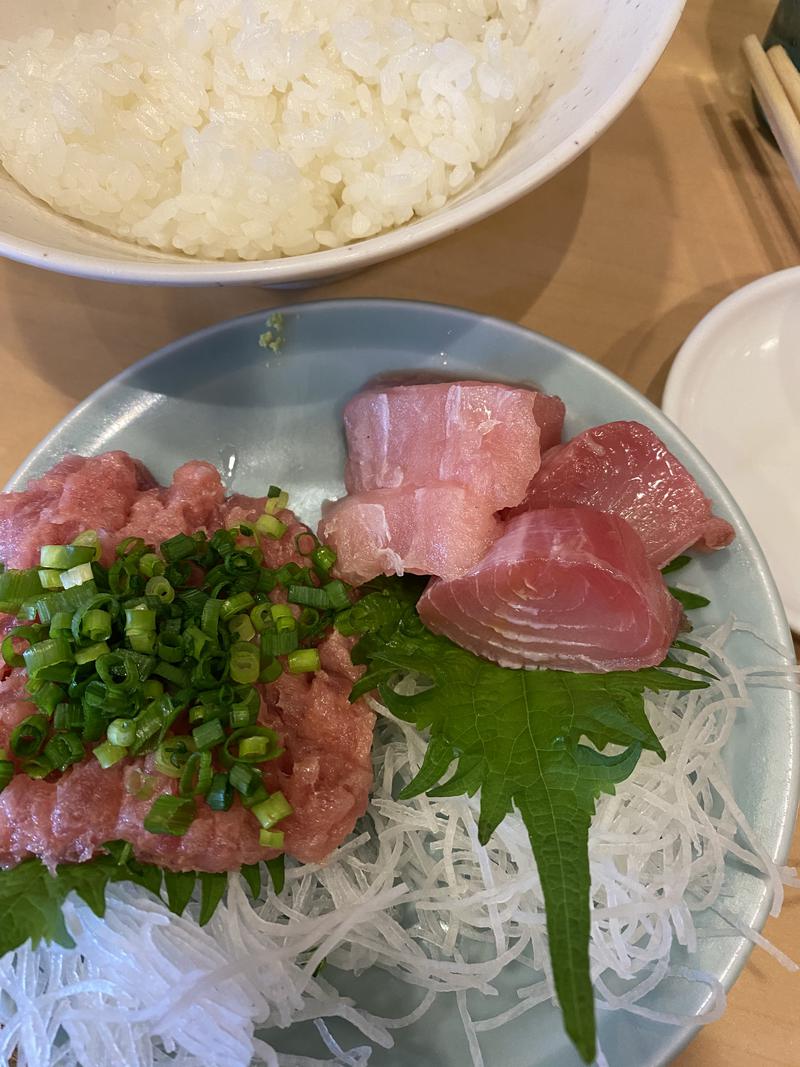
[343,381,565,511]
[417,507,682,673]
[319,484,502,585]
[514,421,735,567]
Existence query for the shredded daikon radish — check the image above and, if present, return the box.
[0,620,796,1067]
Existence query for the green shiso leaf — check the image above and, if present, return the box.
[338,576,710,1063]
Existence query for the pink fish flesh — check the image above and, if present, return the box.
[343,381,565,511]
[319,484,502,585]
[513,421,735,566]
[417,507,682,673]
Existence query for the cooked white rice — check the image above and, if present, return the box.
[0,0,542,260]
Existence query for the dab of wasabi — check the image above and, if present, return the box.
[259,313,285,353]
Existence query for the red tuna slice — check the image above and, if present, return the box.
[417,507,682,673]
[319,484,502,585]
[514,421,735,567]
[343,382,565,511]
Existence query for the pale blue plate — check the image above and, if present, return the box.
[6,300,798,1067]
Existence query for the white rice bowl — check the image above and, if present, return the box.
[0,1,544,261]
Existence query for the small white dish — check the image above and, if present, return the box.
[663,268,800,632]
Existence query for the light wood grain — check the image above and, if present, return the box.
[0,0,798,1063]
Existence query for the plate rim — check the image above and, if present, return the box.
[662,267,800,632]
[5,295,798,1067]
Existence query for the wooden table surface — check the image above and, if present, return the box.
[0,0,798,1063]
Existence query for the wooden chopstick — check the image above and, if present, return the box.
[768,44,800,123]
[742,33,800,189]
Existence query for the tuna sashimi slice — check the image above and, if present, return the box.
[343,381,565,511]
[319,484,502,586]
[418,507,682,673]
[514,421,735,567]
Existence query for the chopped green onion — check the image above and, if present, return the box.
[229,762,262,797]
[259,656,283,684]
[179,751,212,797]
[44,732,83,772]
[126,604,157,652]
[93,740,128,769]
[229,642,260,684]
[40,544,97,569]
[49,611,74,639]
[9,712,48,755]
[182,624,209,660]
[24,755,53,779]
[38,569,65,590]
[260,630,298,657]
[238,735,272,761]
[155,736,196,777]
[159,533,197,563]
[138,553,165,578]
[145,576,174,604]
[250,791,293,830]
[270,604,295,631]
[143,794,196,836]
[96,652,138,691]
[221,591,254,620]
[324,579,350,610]
[0,568,44,612]
[54,703,84,731]
[117,536,146,559]
[74,641,110,665]
[311,545,337,575]
[35,683,66,717]
[107,718,136,748]
[222,725,281,768]
[130,696,173,753]
[190,653,227,690]
[157,631,183,663]
[192,718,225,752]
[230,699,259,729]
[259,829,285,849]
[201,598,222,638]
[34,581,97,624]
[228,614,255,642]
[242,783,269,809]
[264,487,289,514]
[287,649,321,675]
[81,705,105,743]
[71,529,101,559]
[23,637,73,680]
[143,678,164,700]
[206,772,233,811]
[155,660,189,686]
[2,624,48,669]
[256,514,287,539]
[125,605,156,631]
[249,603,273,633]
[80,609,112,643]
[287,584,330,609]
[60,563,95,589]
